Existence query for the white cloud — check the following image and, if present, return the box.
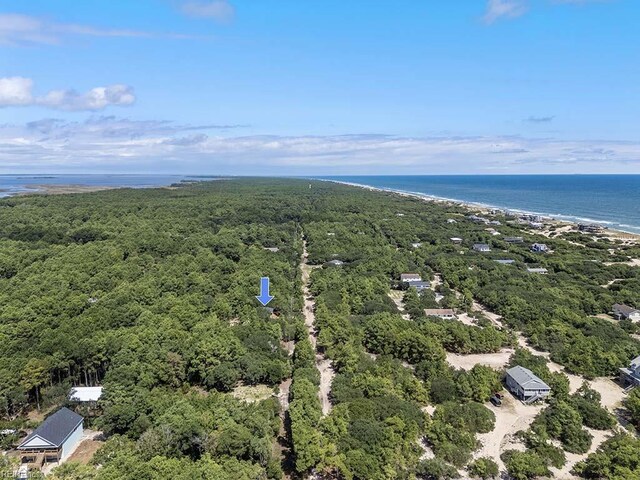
[181,1,235,22]
[0,117,638,174]
[483,0,528,24]
[524,115,555,123]
[0,13,195,46]
[0,77,34,106]
[0,77,135,111]
[483,0,611,23]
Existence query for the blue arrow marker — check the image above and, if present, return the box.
[256,276,274,306]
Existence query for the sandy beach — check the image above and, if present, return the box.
[17,184,121,195]
[326,179,640,244]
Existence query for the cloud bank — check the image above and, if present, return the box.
[0,77,135,111]
[0,13,200,46]
[0,116,638,174]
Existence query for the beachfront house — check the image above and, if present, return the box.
[505,366,551,403]
[620,355,640,388]
[530,243,549,253]
[578,224,606,233]
[424,308,457,319]
[406,280,431,292]
[18,408,84,465]
[527,267,549,274]
[263,247,279,253]
[450,237,463,244]
[447,219,457,224]
[400,273,422,283]
[613,304,640,322]
[495,259,516,265]
[473,243,491,253]
[411,242,422,249]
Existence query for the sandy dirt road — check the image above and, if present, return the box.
[301,240,335,416]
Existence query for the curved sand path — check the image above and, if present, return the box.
[301,240,335,416]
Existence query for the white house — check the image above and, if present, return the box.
[473,243,491,252]
[18,407,84,463]
[400,273,422,283]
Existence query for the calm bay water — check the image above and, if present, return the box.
[0,174,188,197]
[320,175,640,234]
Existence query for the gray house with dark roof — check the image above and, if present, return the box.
[18,407,83,463]
[505,366,551,403]
[620,355,640,388]
[406,280,431,292]
[613,304,640,322]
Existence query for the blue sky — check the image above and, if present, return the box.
[0,0,638,174]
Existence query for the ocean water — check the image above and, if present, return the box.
[0,174,189,197]
[320,175,640,234]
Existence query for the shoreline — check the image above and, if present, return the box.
[324,179,640,242]
[16,184,122,196]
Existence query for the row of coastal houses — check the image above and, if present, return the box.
[472,242,549,253]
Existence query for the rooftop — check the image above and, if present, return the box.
[400,273,422,281]
[424,308,456,316]
[69,386,103,402]
[19,407,83,449]
[506,366,550,391]
[613,303,639,315]
[527,267,548,274]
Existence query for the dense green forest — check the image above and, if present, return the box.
[1,179,640,479]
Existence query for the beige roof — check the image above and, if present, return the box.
[400,273,422,281]
[424,309,456,316]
